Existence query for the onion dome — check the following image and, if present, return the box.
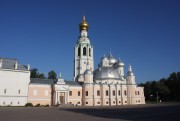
[84,69,92,75]
[115,60,125,67]
[127,64,134,76]
[78,74,84,78]
[94,67,122,80]
[79,16,89,31]
[101,54,108,61]
[108,52,117,65]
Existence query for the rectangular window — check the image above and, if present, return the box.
[18,90,20,94]
[45,90,48,96]
[69,91,72,96]
[113,90,115,96]
[118,90,120,96]
[106,90,108,96]
[86,91,88,96]
[135,91,137,95]
[33,90,37,96]
[97,90,100,96]
[4,89,6,94]
[78,91,80,96]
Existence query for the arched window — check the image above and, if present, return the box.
[89,48,91,56]
[83,47,86,56]
[78,47,80,56]
[124,90,127,96]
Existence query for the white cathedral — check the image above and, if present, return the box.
[0,16,145,106]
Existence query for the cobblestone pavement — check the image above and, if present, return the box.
[0,103,180,121]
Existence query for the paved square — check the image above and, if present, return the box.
[0,103,180,121]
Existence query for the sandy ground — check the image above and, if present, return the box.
[0,103,180,121]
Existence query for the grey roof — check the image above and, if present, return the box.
[65,80,81,86]
[94,67,123,80]
[30,78,55,85]
[0,58,28,71]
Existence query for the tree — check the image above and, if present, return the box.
[38,73,46,79]
[141,71,180,102]
[30,68,39,78]
[48,70,57,80]
[30,68,46,79]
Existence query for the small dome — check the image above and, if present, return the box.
[101,55,108,61]
[84,69,92,75]
[78,74,84,78]
[115,60,124,67]
[127,71,134,76]
[108,53,117,65]
[79,16,88,31]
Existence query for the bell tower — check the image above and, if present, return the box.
[74,16,94,81]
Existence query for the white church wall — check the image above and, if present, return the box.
[0,69,30,106]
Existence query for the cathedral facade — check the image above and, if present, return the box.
[0,16,145,106]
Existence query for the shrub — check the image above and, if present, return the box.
[25,103,33,107]
[45,104,49,107]
[35,104,41,107]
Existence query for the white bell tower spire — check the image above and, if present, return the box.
[74,16,94,81]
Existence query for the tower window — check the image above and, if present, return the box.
[138,91,140,95]
[18,89,20,94]
[118,90,120,96]
[83,47,86,56]
[4,89,6,94]
[89,48,91,56]
[106,90,108,96]
[97,90,100,96]
[78,47,81,56]
[113,90,115,96]
[86,91,88,96]
[124,90,127,96]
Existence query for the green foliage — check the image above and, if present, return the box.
[35,104,41,107]
[30,68,39,78]
[30,68,46,79]
[48,70,57,80]
[38,73,46,79]
[45,104,49,107]
[140,72,180,102]
[25,103,33,107]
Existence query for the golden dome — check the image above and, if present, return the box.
[79,16,89,31]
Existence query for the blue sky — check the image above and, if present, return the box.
[0,0,180,83]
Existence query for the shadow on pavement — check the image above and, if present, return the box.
[60,104,180,121]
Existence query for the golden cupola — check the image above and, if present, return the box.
[79,16,89,31]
